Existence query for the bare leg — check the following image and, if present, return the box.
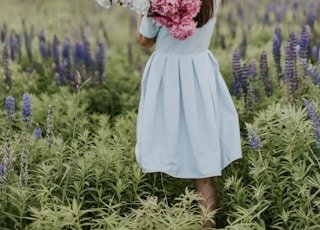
[194,177,217,229]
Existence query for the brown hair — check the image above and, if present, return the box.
[195,0,224,28]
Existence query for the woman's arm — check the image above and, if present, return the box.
[137,14,156,49]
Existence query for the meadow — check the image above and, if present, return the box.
[0,0,320,229]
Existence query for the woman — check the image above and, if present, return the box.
[136,0,241,228]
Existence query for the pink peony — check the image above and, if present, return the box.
[168,18,197,40]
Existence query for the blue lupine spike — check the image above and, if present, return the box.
[83,39,93,70]
[52,35,59,71]
[2,42,12,91]
[22,93,32,127]
[299,24,312,59]
[285,44,298,102]
[275,26,282,45]
[289,32,298,63]
[62,36,71,67]
[245,123,263,150]
[248,59,257,81]
[73,41,84,67]
[34,123,43,139]
[0,161,4,176]
[232,48,241,99]
[38,31,47,59]
[23,28,32,62]
[5,96,15,123]
[260,51,273,97]
[302,98,320,148]
[95,43,105,84]
[273,34,282,78]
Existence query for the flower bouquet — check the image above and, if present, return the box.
[95,0,201,40]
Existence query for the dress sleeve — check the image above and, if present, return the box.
[139,15,160,38]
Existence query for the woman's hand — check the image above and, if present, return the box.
[137,14,156,49]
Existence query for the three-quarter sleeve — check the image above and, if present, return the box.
[139,15,161,38]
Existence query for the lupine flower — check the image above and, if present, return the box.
[2,129,13,183]
[285,44,298,102]
[307,9,316,28]
[302,98,320,148]
[84,39,93,71]
[275,26,282,45]
[19,147,28,189]
[5,96,15,123]
[38,31,47,59]
[289,32,298,63]
[262,9,270,25]
[232,48,241,99]
[2,42,12,91]
[62,36,71,70]
[299,25,312,63]
[96,43,105,84]
[9,32,19,61]
[34,123,43,139]
[273,33,282,80]
[245,123,263,150]
[46,104,54,148]
[23,28,32,62]
[240,64,249,99]
[52,35,60,71]
[260,51,273,97]
[73,41,84,67]
[248,59,257,81]
[0,161,4,176]
[22,93,32,127]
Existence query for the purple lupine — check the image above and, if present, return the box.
[83,39,93,71]
[307,9,316,28]
[260,51,273,97]
[285,44,298,102]
[34,123,43,139]
[289,32,298,64]
[23,28,32,62]
[0,161,4,176]
[73,41,84,67]
[302,98,320,148]
[9,32,19,61]
[55,62,67,86]
[52,35,59,71]
[22,93,32,128]
[38,31,47,59]
[62,36,71,69]
[299,24,312,60]
[232,48,241,99]
[273,34,282,80]
[248,59,257,81]
[262,9,270,25]
[275,26,282,45]
[95,42,105,84]
[236,3,244,21]
[240,64,249,99]
[2,42,12,91]
[5,96,15,123]
[245,123,263,150]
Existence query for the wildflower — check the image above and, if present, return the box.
[232,48,241,99]
[2,42,12,91]
[22,93,32,127]
[52,35,59,71]
[273,33,282,80]
[2,129,13,182]
[285,43,298,102]
[0,161,4,176]
[248,59,257,81]
[39,31,48,59]
[23,26,32,62]
[5,96,15,123]
[96,43,105,84]
[46,104,54,148]
[289,32,298,63]
[245,123,263,150]
[260,51,273,97]
[19,148,28,189]
[34,123,43,139]
[302,98,320,148]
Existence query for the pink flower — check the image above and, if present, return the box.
[168,18,197,40]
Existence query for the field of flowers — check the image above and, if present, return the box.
[0,0,320,229]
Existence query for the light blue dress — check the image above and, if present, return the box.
[135,0,242,179]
